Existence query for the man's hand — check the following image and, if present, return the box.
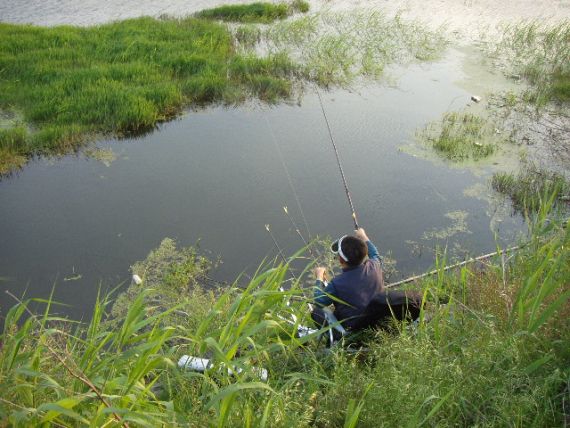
[314,267,327,282]
[354,227,370,242]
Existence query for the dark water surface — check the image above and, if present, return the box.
[0,51,523,319]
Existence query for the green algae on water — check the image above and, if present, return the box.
[422,210,471,240]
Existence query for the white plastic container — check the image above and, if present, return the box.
[178,355,268,382]
[178,355,211,372]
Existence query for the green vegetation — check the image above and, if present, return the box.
[0,5,450,176]
[420,112,503,161]
[1,201,569,426]
[0,16,298,174]
[491,21,570,107]
[492,163,570,214]
[196,1,309,23]
[0,7,449,176]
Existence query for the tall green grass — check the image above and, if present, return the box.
[492,162,570,214]
[0,16,299,174]
[1,200,569,426]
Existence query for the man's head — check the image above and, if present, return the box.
[331,235,368,267]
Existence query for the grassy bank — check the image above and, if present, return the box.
[1,202,568,426]
[0,14,299,175]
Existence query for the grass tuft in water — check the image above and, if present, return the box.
[195,1,308,23]
[420,112,502,161]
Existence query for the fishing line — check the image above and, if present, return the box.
[283,206,309,246]
[265,224,289,265]
[265,116,312,239]
[316,88,360,230]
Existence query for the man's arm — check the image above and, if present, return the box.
[313,267,336,306]
[355,228,381,262]
[366,241,381,262]
[314,279,337,307]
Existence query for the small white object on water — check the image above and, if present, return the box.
[471,95,482,103]
[178,355,268,382]
[132,274,142,285]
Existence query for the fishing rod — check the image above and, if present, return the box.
[316,88,359,230]
[386,245,523,288]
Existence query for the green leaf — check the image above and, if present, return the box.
[38,399,89,424]
[419,389,453,426]
[206,382,274,410]
[524,354,554,375]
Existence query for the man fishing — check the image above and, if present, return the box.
[312,227,384,330]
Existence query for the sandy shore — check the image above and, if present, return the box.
[1,0,568,32]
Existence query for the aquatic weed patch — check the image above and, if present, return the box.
[260,11,448,86]
[0,16,299,174]
[419,111,504,161]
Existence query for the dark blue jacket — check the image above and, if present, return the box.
[314,241,384,329]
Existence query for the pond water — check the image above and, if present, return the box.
[0,48,524,320]
[0,0,252,26]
